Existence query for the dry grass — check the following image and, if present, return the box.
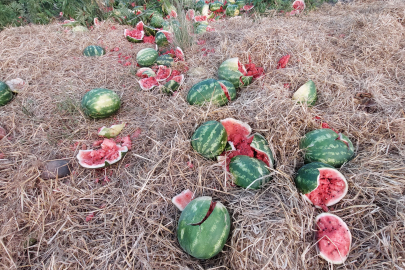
[1,0,405,269]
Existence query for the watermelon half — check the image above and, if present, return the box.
[77,139,128,168]
[316,213,352,264]
[294,162,348,211]
[139,77,159,90]
[156,65,172,81]
[218,58,253,88]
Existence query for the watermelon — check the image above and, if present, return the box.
[186,9,195,21]
[229,155,271,189]
[177,196,230,259]
[155,31,172,47]
[136,48,159,67]
[61,19,79,27]
[292,80,317,106]
[149,13,164,28]
[187,79,232,106]
[210,1,223,11]
[300,129,355,167]
[172,189,194,211]
[195,23,208,34]
[295,162,348,211]
[156,65,172,81]
[143,25,158,36]
[98,123,126,138]
[162,80,180,95]
[242,4,254,11]
[235,0,245,9]
[172,74,185,84]
[136,68,156,78]
[124,29,144,43]
[81,88,120,119]
[0,81,14,106]
[218,80,237,101]
[82,45,106,57]
[175,47,185,61]
[77,139,128,168]
[316,213,352,264]
[292,0,305,12]
[139,77,159,90]
[226,4,240,16]
[156,54,174,67]
[191,120,228,159]
[249,133,275,169]
[218,58,253,88]
[194,15,207,22]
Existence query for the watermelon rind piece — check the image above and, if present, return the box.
[249,133,275,168]
[172,189,194,211]
[139,77,159,90]
[143,25,158,36]
[162,80,180,95]
[292,80,317,106]
[136,21,144,31]
[150,13,164,28]
[156,65,172,81]
[242,4,254,11]
[0,81,14,106]
[300,129,355,167]
[77,144,128,168]
[172,74,185,85]
[295,162,348,210]
[177,196,230,259]
[175,47,185,61]
[235,0,245,9]
[136,67,155,78]
[229,155,271,189]
[62,20,80,27]
[136,48,159,67]
[81,88,120,119]
[226,4,240,16]
[83,45,106,57]
[218,80,237,101]
[124,29,144,43]
[186,9,196,21]
[218,58,253,88]
[220,118,252,140]
[155,54,174,67]
[187,79,229,106]
[191,120,228,159]
[98,123,126,138]
[316,213,352,264]
[155,31,169,47]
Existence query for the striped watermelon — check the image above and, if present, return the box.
[218,80,237,101]
[226,4,240,16]
[218,58,253,88]
[187,79,234,106]
[144,25,158,36]
[235,0,245,9]
[250,133,275,169]
[292,80,317,106]
[194,23,208,34]
[77,139,128,168]
[295,162,348,211]
[229,155,271,189]
[136,68,156,78]
[136,48,159,67]
[0,81,14,106]
[210,1,223,11]
[177,196,230,259]
[300,129,355,167]
[155,54,174,67]
[83,45,106,57]
[162,80,180,95]
[316,213,352,264]
[81,88,120,119]
[150,13,164,28]
[155,31,172,47]
[191,120,227,159]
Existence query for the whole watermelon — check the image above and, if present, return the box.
[83,45,106,57]
[191,120,227,159]
[136,48,159,67]
[229,155,271,189]
[0,81,14,106]
[81,88,120,119]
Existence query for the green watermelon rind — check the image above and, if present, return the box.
[191,120,228,159]
[229,155,271,189]
[162,80,180,95]
[187,79,229,106]
[143,25,158,36]
[235,0,246,9]
[0,82,14,106]
[77,146,128,169]
[294,162,335,195]
[209,1,223,11]
[83,45,106,57]
[155,31,169,47]
[81,88,121,119]
[217,80,237,101]
[177,196,230,259]
[292,80,317,106]
[125,30,144,43]
[136,48,159,67]
[300,129,355,168]
[249,133,275,169]
[218,58,253,88]
[155,54,174,67]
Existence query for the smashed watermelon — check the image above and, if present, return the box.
[156,65,172,81]
[175,47,185,61]
[194,15,207,22]
[172,189,194,211]
[139,77,159,90]
[77,139,128,168]
[124,29,144,43]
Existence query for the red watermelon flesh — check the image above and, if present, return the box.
[218,81,231,101]
[136,68,153,78]
[316,213,351,264]
[160,30,173,43]
[143,35,155,44]
[77,139,127,168]
[238,61,247,75]
[293,0,305,11]
[172,74,184,84]
[139,77,159,90]
[136,21,144,31]
[170,10,178,18]
[194,15,207,22]
[119,135,132,150]
[221,118,252,141]
[186,9,195,21]
[305,168,348,212]
[165,70,181,82]
[156,65,172,81]
[245,56,264,78]
[243,4,254,11]
[124,29,143,39]
[175,47,185,61]
[172,189,194,211]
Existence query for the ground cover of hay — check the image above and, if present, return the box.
[0,0,405,269]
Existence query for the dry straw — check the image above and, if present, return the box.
[0,0,405,269]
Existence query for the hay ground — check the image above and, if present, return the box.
[1,0,405,269]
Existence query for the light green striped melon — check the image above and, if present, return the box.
[210,1,223,11]
[218,58,253,88]
[191,120,227,159]
[292,80,317,106]
[235,0,245,9]
[150,13,164,28]
[300,129,355,167]
[187,79,229,106]
[0,81,14,106]
[155,54,174,67]
[81,88,120,119]
[229,155,271,189]
[136,48,159,67]
[177,196,230,259]
[226,4,240,16]
[83,45,106,57]
[194,23,208,34]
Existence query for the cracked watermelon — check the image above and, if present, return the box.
[124,28,144,43]
[187,79,235,106]
[0,81,14,106]
[292,80,317,106]
[316,213,352,264]
[77,139,128,168]
[83,45,106,57]
[155,30,172,47]
[191,120,228,159]
[218,58,253,88]
[210,1,222,11]
[229,155,271,189]
[300,129,355,167]
[295,162,348,211]
[143,25,158,36]
[177,196,230,259]
[136,48,159,67]
[155,65,171,81]
[81,88,120,119]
